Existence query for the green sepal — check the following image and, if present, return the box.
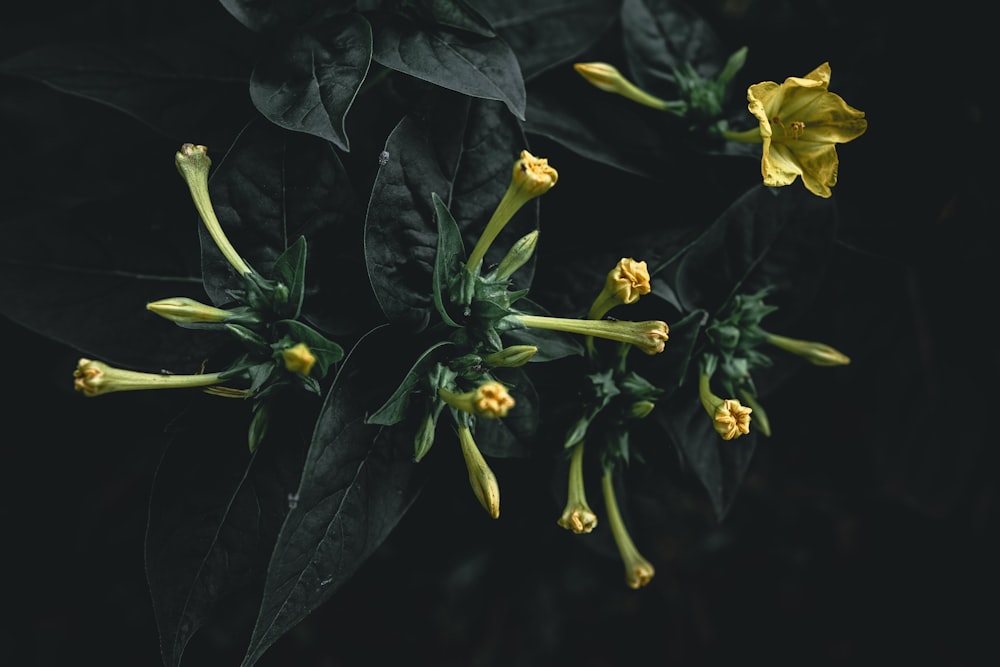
[431,193,467,327]
[366,341,455,426]
[272,319,345,379]
[269,235,308,320]
[619,371,664,403]
[248,401,270,453]
[226,323,272,355]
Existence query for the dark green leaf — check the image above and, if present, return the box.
[422,0,497,37]
[372,16,526,120]
[242,326,428,667]
[146,392,314,667]
[469,0,620,80]
[218,0,345,32]
[0,20,253,145]
[269,236,308,319]
[204,118,381,337]
[655,394,757,520]
[250,13,373,150]
[620,0,727,96]
[365,92,536,330]
[367,340,456,426]
[431,192,467,326]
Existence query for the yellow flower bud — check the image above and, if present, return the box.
[601,468,655,589]
[466,151,557,271]
[146,297,233,324]
[281,342,316,376]
[765,333,851,366]
[573,62,671,111]
[457,422,500,519]
[494,229,539,280]
[587,257,651,320]
[73,358,225,398]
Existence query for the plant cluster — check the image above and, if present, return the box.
[2,1,867,665]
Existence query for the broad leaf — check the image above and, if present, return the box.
[0,19,254,145]
[364,92,536,330]
[203,118,381,337]
[470,0,620,80]
[431,193,468,327]
[655,395,757,520]
[372,16,526,120]
[146,392,315,667]
[250,13,372,151]
[242,325,428,666]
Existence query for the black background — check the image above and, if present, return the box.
[2,1,997,666]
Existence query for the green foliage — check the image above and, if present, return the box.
[0,1,862,665]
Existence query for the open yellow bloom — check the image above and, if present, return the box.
[587,258,651,320]
[724,62,867,198]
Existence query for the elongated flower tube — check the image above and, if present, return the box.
[465,151,557,272]
[587,257,651,321]
[698,372,752,440]
[175,143,255,276]
[573,62,682,113]
[764,332,851,366]
[73,358,225,398]
[601,468,655,589]
[513,314,668,355]
[457,422,500,519]
[722,62,867,198]
[281,342,316,376]
[557,441,598,534]
[438,381,515,418]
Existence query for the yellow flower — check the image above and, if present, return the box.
[713,399,753,441]
[573,62,671,111]
[723,62,867,198]
[73,358,225,398]
[602,468,655,589]
[587,257,651,320]
[466,151,557,271]
[281,342,316,376]
[513,314,668,355]
[438,380,515,419]
[457,422,501,519]
[698,372,752,440]
[557,442,598,534]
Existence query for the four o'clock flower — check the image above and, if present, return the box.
[698,372,753,440]
[73,358,226,398]
[512,314,669,355]
[602,467,655,589]
[722,62,867,198]
[281,342,316,377]
[557,441,598,534]
[573,62,680,113]
[465,151,557,272]
[438,380,516,419]
[587,258,652,321]
[175,143,255,276]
